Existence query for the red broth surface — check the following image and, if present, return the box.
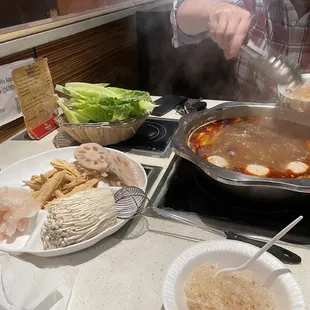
[188,117,310,178]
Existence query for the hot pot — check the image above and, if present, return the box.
[171,102,310,204]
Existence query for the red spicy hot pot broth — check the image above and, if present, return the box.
[188,117,310,178]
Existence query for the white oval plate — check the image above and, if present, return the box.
[0,147,147,257]
[163,240,307,310]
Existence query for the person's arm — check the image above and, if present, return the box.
[174,0,253,59]
[176,0,220,35]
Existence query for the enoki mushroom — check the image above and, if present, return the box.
[41,188,117,249]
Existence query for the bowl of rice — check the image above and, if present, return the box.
[163,240,307,310]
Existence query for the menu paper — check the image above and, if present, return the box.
[0,58,34,126]
[11,58,57,140]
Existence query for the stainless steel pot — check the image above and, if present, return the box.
[171,102,310,203]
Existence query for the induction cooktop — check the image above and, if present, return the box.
[110,118,179,158]
[152,157,310,245]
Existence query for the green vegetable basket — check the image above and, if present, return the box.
[55,114,148,146]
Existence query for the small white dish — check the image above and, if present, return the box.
[278,73,310,112]
[163,240,307,310]
[0,147,147,257]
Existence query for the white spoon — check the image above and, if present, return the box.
[215,215,303,277]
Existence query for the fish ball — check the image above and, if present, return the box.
[207,156,229,168]
[246,164,270,176]
[286,161,309,174]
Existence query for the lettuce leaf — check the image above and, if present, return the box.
[74,101,134,122]
[57,97,90,124]
[55,82,155,123]
[55,85,87,101]
[66,82,110,88]
[64,83,117,98]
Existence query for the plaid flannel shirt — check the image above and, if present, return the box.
[171,0,310,102]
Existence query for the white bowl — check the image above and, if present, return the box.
[163,240,307,310]
[278,73,310,112]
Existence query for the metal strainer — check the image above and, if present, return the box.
[114,186,150,219]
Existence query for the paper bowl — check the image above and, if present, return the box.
[278,73,310,112]
[163,240,307,310]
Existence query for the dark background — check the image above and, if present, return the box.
[0,3,236,100]
[0,0,57,28]
[136,10,237,99]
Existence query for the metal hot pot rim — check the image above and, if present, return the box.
[171,102,310,194]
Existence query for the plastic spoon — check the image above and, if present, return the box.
[215,215,303,277]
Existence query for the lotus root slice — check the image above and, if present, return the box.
[74,143,108,172]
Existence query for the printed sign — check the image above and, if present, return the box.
[11,58,57,140]
[0,58,34,126]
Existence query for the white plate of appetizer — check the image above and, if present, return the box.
[163,240,307,310]
[0,143,147,257]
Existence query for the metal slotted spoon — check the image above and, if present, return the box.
[114,186,150,219]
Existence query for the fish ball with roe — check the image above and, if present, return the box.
[286,161,309,174]
[245,164,270,176]
[207,156,229,168]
